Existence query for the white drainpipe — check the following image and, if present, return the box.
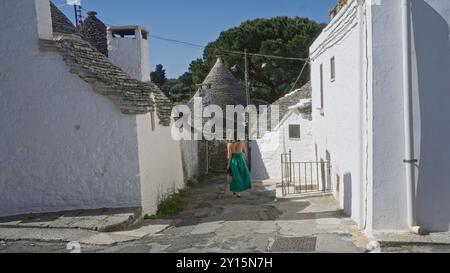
[401,0,424,235]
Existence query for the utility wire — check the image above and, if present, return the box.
[148,35,205,49]
[219,49,308,62]
[59,1,308,62]
[76,6,307,62]
[74,3,309,92]
[288,59,310,92]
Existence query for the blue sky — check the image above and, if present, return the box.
[55,0,336,78]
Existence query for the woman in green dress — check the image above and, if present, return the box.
[226,140,252,198]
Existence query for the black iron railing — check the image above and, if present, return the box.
[281,150,332,196]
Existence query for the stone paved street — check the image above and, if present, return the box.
[0,175,370,253]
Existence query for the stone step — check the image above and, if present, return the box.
[375,232,450,248]
[0,208,142,232]
[0,223,170,246]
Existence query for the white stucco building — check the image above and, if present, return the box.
[310,0,450,233]
[251,83,315,181]
[0,0,184,218]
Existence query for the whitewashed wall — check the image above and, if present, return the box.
[136,114,185,216]
[106,23,185,216]
[251,132,281,180]
[0,0,186,218]
[251,111,315,180]
[370,0,450,232]
[412,0,450,232]
[180,140,200,181]
[310,0,366,227]
[368,0,409,232]
[108,27,150,82]
[310,0,450,232]
[0,0,142,217]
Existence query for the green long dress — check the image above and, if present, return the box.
[229,153,252,193]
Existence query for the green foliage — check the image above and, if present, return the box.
[144,173,219,219]
[160,72,196,103]
[189,58,210,85]
[157,16,324,104]
[147,187,191,219]
[191,16,325,103]
[150,64,167,87]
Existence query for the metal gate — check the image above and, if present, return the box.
[281,150,332,196]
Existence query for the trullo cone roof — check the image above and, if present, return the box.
[192,57,247,110]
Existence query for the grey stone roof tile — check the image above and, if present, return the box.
[46,2,173,125]
[268,81,311,130]
[80,11,108,56]
[50,2,78,35]
[191,58,247,110]
[40,35,172,126]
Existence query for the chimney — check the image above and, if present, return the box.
[107,26,150,82]
[80,11,108,56]
[35,0,52,40]
[0,0,52,53]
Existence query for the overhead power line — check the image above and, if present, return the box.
[73,6,307,62]
[288,60,310,92]
[219,49,308,62]
[148,35,205,49]
[73,3,309,92]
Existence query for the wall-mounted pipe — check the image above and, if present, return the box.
[401,0,424,235]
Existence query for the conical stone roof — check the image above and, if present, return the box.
[80,11,108,56]
[196,58,247,110]
[50,2,78,35]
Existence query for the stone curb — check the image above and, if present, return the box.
[0,208,143,233]
[0,223,170,246]
[378,240,450,247]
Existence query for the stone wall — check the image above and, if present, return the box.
[180,140,201,181]
[0,12,143,216]
[137,113,185,216]
[208,140,228,173]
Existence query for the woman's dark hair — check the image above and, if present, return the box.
[227,130,247,142]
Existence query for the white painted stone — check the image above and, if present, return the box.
[0,2,142,215]
[136,113,185,216]
[310,0,364,228]
[35,0,53,40]
[310,0,450,232]
[107,26,150,82]
[252,109,315,181]
[180,139,200,180]
[0,0,185,219]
